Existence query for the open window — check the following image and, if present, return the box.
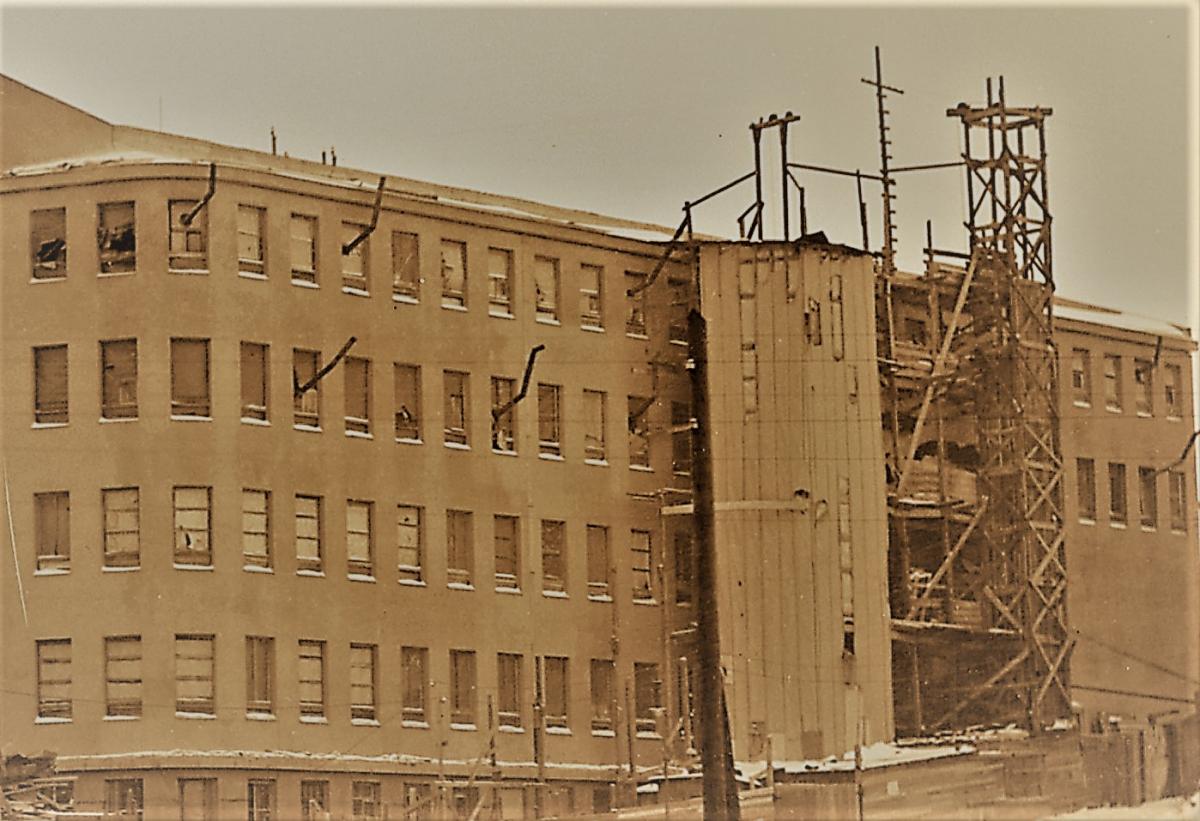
[392,231,420,300]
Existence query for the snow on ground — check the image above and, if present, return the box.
[1044,793,1200,820]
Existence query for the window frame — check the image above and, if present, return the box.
[247,780,275,821]
[586,524,610,600]
[341,221,369,294]
[1138,467,1158,530]
[174,634,216,716]
[538,383,562,457]
[491,376,517,453]
[1165,363,1184,419]
[625,272,647,336]
[392,231,420,301]
[293,349,322,429]
[583,390,607,463]
[447,509,474,587]
[1134,359,1153,416]
[33,344,68,425]
[534,255,560,322]
[295,494,323,573]
[290,214,318,284]
[297,639,327,719]
[494,514,521,591]
[344,356,372,436]
[449,649,477,726]
[589,659,615,733]
[580,263,604,329]
[36,638,72,720]
[631,529,654,602]
[346,499,374,578]
[1076,458,1097,523]
[246,636,275,717]
[34,491,70,573]
[628,396,651,470]
[401,646,428,723]
[173,486,212,567]
[440,239,467,308]
[633,662,661,735]
[240,342,269,423]
[443,370,470,447]
[102,487,140,569]
[543,655,569,730]
[237,205,266,276]
[394,363,422,442]
[242,489,272,570]
[497,652,523,729]
[100,339,138,420]
[170,338,211,419]
[397,504,424,583]
[30,207,67,280]
[168,199,208,273]
[1109,463,1128,525]
[351,780,382,821]
[541,520,566,594]
[1169,470,1188,532]
[349,643,378,722]
[488,247,514,316]
[1103,354,1123,412]
[98,201,136,274]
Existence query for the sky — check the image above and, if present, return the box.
[1,2,1196,326]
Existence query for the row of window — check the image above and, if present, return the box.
[30,340,691,470]
[1075,459,1189,531]
[1069,348,1186,418]
[32,487,690,601]
[28,203,690,337]
[34,635,664,737]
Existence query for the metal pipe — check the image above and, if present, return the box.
[788,162,884,182]
[689,171,756,210]
[180,163,217,227]
[856,170,869,251]
[491,344,546,423]
[891,160,966,173]
[294,336,358,398]
[752,125,764,240]
[780,117,791,240]
[343,176,388,255]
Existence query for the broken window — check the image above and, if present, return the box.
[494,514,520,590]
[491,376,517,453]
[541,520,566,594]
[1166,363,1184,418]
[1071,348,1091,405]
[586,524,610,599]
[628,395,651,469]
[173,486,211,567]
[101,339,138,419]
[631,529,653,601]
[1139,467,1158,529]
[248,781,275,821]
[401,646,428,722]
[293,349,321,429]
[447,509,474,585]
[580,263,604,329]
[242,489,271,569]
[105,780,143,820]
[673,530,694,606]
[590,659,615,733]
[1109,463,1127,525]
[394,364,422,442]
[497,652,523,729]
[237,205,266,276]
[344,356,371,435]
[538,383,561,457]
[34,491,70,572]
[633,662,661,734]
[36,638,71,719]
[347,500,374,577]
[241,342,269,422]
[342,222,369,293]
[450,649,477,726]
[1134,359,1153,416]
[295,494,323,572]
[105,635,142,717]
[671,400,692,475]
[443,370,470,446]
[488,247,513,315]
[102,487,140,568]
[625,272,647,335]
[440,239,467,308]
[1103,354,1122,412]
[33,345,68,424]
[31,208,67,279]
[246,636,274,716]
[397,504,423,582]
[1076,458,1096,522]
[350,643,378,721]
[584,390,607,462]
[544,656,569,729]
[351,781,381,821]
[98,202,136,274]
[298,640,326,719]
[1169,471,1188,532]
[170,338,210,417]
[300,781,329,821]
[290,215,317,284]
[174,634,215,715]
[392,231,420,300]
[534,255,560,321]
[168,200,207,272]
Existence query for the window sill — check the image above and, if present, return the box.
[345,429,374,440]
[99,416,138,424]
[633,598,659,606]
[103,715,140,721]
[536,317,562,326]
[176,711,216,720]
[448,581,475,591]
[348,573,377,583]
[297,569,326,578]
[293,424,323,433]
[291,278,320,289]
[442,303,469,313]
[492,448,518,457]
[495,585,522,595]
[299,715,328,724]
[31,422,68,430]
[34,716,71,725]
[1141,526,1157,533]
[584,458,610,467]
[1167,414,1183,422]
[244,564,274,573]
[444,441,471,451]
[97,270,137,279]
[538,452,565,462]
[238,270,268,281]
[169,267,210,276]
[1078,518,1096,526]
[398,577,426,587]
[592,729,616,738]
[1105,406,1123,414]
[545,726,571,736]
[30,275,67,284]
[396,437,424,446]
[629,465,654,473]
[1110,522,1127,530]
[342,286,370,298]
[171,414,212,423]
[246,712,276,722]
[588,594,613,603]
[103,565,140,573]
[392,293,419,304]
[498,725,525,734]
[401,719,430,729]
[626,332,649,341]
[450,722,477,731]
[352,717,381,727]
[241,417,271,427]
[669,339,688,347]
[489,310,514,319]
[635,731,662,740]
[34,568,69,577]
[581,324,605,334]
[1137,412,1153,419]
[542,589,568,599]
[1171,527,1188,535]
[173,563,214,571]
[1072,400,1091,408]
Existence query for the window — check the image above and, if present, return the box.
[290,215,317,283]
[168,200,207,271]
[1139,467,1158,529]
[590,659,615,733]
[170,338,210,417]
[580,263,604,329]
[497,653,523,728]
[298,640,326,719]
[584,390,607,462]
[394,364,422,441]
[671,401,692,475]
[450,649,477,726]
[293,349,321,428]
[240,343,269,422]
[295,495,323,573]
[1169,471,1188,532]
[1103,354,1122,411]
[342,222,369,293]
[541,520,566,594]
[668,277,689,343]
[544,656,569,729]
[1109,463,1128,525]
[401,646,428,722]
[494,515,520,590]
[33,345,68,424]
[347,500,374,577]
[634,662,661,734]
[392,231,420,300]
[173,486,212,567]
[631,530,653,601]
[242,489,271,569]
[488,247,513,314]
[534,255,560,321]
[1166,364,1183,418]
[105,780,143,820]
[625,272,647,335]
[102,487,140,568]
[491,377,517,452]
[237,205,266,275]
[440,239,467,307]
[31,208,67,279]
[300,781,329,821]
[344,357,371,435]
[674,530,694,605]
[247,780,275,821]
[175,634,215,715]
[586,525,610,599]
[103,636,141,718]
[350,643,378,721]
[1134,360,1153,416]
[538,384,561,457]
[36,639,71,719]
[443,371,469,446]
[34,491,69,572]
[100,339,138,419]
[352,781,382,820]
[447,510,474,586]
[98,202,136,273]
[628,396,651,469]
[179,779,216,820]
[397,505,423,582]
[246,636,274,716]
[1076,459,1096,522]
